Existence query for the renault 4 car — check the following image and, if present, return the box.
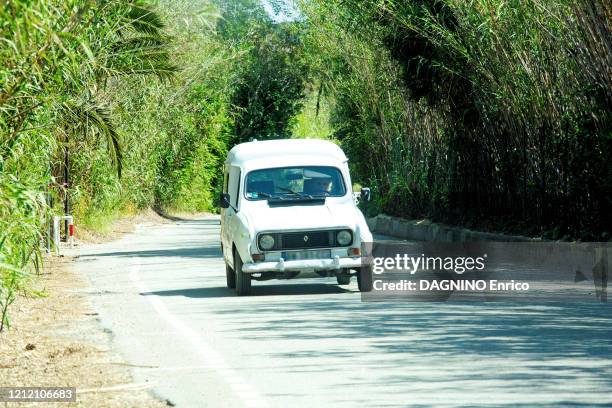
[220,139,373,295]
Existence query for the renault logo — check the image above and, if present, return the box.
[303,235,309,242]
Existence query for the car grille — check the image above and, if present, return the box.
[258,230,352,251]
[282,231,331,249]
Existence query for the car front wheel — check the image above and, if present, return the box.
[357,265,373,292]
[234,251,251,296]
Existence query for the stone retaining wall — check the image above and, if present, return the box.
[367,214,535,242]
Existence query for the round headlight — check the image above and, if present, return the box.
[259,234,275,250]
[336,230,352,246]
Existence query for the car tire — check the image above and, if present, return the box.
[234,250,251,296]
[336,272,351,285]
[226,262,236,289]
[357,265,373,292]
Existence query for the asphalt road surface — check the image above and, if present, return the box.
[72,216,612,407]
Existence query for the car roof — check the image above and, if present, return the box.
[226,139,348,167]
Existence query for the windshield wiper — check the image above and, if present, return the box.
[251,191,274,198]
[276,186,313,199]
[308,192,331,198]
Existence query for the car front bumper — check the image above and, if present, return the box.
[242,256,362,273]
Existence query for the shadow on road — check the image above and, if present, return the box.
[142,283,351,298]
[209,297,612,406]
[93,246,222,258]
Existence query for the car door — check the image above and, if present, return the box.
[220,168,230,262]
[222,166,241,267]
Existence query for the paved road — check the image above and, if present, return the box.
[72,216,612,407]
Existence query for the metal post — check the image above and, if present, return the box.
[68,216,74,248]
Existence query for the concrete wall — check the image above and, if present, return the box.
[367,214,535,242]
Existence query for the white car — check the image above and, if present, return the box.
[219,139,374,295]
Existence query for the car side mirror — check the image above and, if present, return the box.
[360,187,372,202]
[220,192,231,209]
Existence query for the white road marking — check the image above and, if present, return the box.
[79,382,152,393]
[129,257,269,408]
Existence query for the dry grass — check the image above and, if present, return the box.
[75,208,172,244]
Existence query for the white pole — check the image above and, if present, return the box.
[53,216,60,255]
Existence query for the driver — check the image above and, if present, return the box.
[303,175,332,195]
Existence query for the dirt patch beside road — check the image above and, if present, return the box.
[76,209,172,244]
[76,208,215,244]
[0,255,168,407]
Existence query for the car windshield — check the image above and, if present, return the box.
[245,166,346,200]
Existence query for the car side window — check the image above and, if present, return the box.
[233,170,241,208]
[223,171,228,194]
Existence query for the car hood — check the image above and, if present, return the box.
[243,203,359,232]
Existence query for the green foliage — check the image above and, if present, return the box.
[214,0,271,41]
[291,83,332,139]
[217,0,309,143]
[0,174,46,331]
[0,0,211,330]
[301,0,612,239]
[230,23,308,142]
